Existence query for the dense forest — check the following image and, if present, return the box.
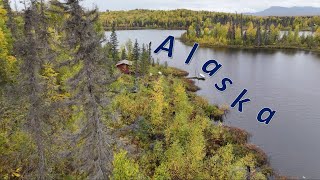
[101,9,320,31]
[181,18,320,51]
[101,9,320,51]
[0,1,287,179]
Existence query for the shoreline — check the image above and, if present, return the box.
[179,36,320,54]
[104,27,187,31]
[164,66,288,179]
[105,28,320,54]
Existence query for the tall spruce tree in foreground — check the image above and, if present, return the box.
[1,0,59,178]
[55,0,114,179]
[110,22,118,62]
[19,1,51,178]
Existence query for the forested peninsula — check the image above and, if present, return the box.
[0,1,290,179]
[102,9,320,52]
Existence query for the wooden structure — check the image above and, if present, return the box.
[116,60,133,74]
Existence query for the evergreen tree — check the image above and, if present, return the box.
[306,35,315,48]
[263,23,270,45]
[120,47,127,60]
[195,22,201,38]
[132,39,140,91]
[133,39,140,61]
[228,18,236,44]
[19,2,50,178]
[110,22,119,62]
[255,21,262,46]
[240,13,243,40]
[133,39,140,74]
[140,44,149,76]
[148,42,152,63]
[56,0,114,178]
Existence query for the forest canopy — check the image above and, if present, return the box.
[100,9,320,31]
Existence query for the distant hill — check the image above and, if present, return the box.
[246,6,320,16]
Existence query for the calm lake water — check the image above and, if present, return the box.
[106,30,320,179]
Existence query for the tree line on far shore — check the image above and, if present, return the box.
[181,18,320,50]
[101,9,320,32]
[102,9,320,51]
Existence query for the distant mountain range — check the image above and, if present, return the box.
[245,6,320,16]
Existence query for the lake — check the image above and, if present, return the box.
[106,30,320,179]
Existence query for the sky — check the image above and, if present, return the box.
[11,0,320,13]
[80,0,320,12]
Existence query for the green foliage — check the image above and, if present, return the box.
[205,144,259,180]
[112,150,141,180]
[109,65,270,179]
[150,77,167,131]
[140,44,149,75]
[153,163,171,180]
[0,4,17,85]
[315,27,320,45]
[0,128,34,179]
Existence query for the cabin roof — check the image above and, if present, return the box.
[116,60,133,67]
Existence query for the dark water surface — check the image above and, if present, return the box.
[106,30,320,178]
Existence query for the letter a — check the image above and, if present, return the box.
[154,35,175,58]
[257,108,276,125]
[202,60,222,76]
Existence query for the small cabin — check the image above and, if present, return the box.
[116,60,133,74]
